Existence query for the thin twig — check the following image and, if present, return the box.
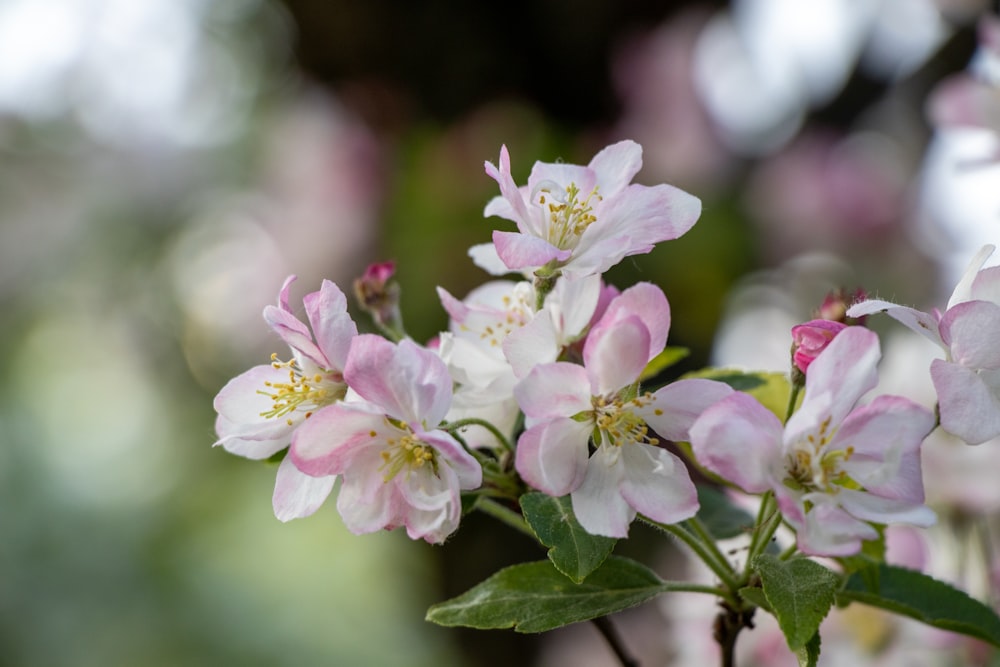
[592,615,640,667]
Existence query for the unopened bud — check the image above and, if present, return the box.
[791,319,848,375]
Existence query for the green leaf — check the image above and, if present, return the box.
[755,555,840,651]
[520,493,616,583]
[839,563,1000,647]
[426,556,666,633]
[738,586,772,613]
[639,346,689,381]
[696,485,755,540]
[795,632,821,667]
[682,368,791,421]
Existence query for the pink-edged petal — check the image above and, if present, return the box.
[345,336,453,426]
[272,455,336,522]
[834,395,933,503]
[276,274,296,312]
[513,362,591,420]
[336,454,399,536]
[835,488,936,527]
[214,414,289,459]
[289,402,388,476]
[549,273,602,340]
[572,446,633,537]
[492,230,569,270]
[940,300,1000,370]
[484,145,532,229]
[595,283,670,361]
[796,500,879,556]
[689,392,783,493]
[398,464,461,543]
[931,359,1000,445]
[468,242,512,276]
[581,182,701,251]
[514,418,592,496]
[559,233,636,278]
[570,447,636,537]
[436,286,470,324]
[503,311,560,378]
[213,364,298,443]
[263,304,328,368]
[846,299,944,349]
[303,280,356,371]
[949,244,996,307]
[483,194,518,223]
[587,139,643,194]
[527,162,596,201]
[583,315,650,396]
[971,264,1000,306]
[619,444,698,525]
[641,379,734,441]
[789,327,879,438]
[418,429,483,490]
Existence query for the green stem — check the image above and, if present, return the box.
[475,498,536,539]
[785,382,802,423]
[642,517,740,594]
[688,517,736,579]
[442,417,514,452]
[744,492,782,576]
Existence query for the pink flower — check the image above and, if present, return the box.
[691,327,936,556]
[513,283,732,537]
[483,140,702,278]
[289,335,482,544]
[213,275,356,520]
[848,244,1000,444]
[791,319,848,374]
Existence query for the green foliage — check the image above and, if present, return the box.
[695,485,755,540]
[639,346,690,382]
[795,632,821,667]
[754,555,840,652]
[425,556,666,633]
[519,493,616,584]
[681,368,791,421]
[839,563,1000,647]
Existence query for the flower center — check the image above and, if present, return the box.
[257,353,345,425]
[535,182,602,251]
[591,393,659,449]
[460,283,534,347]
[379,426,438,481]
[784,417,855,492]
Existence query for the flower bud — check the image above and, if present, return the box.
[791,319,848,375]
[353,261,404,337]
[818,288,868,325]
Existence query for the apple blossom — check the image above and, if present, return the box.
[690,327,936,556]
[289,335,482,544]
[513,282,733,537]
[214,275,354,519]
[848,244,1000,444]
[482,140,702,278]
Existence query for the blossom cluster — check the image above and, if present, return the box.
[213,139,998,560]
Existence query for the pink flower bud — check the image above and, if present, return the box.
[791,319,848,374]
[818,287,868,324]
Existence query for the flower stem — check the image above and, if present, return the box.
[442,417,514,452]
[591,616,640,667]
[641,517,740,596]
[475,498,536,539]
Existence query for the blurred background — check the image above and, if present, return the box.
[2,0,999,665]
